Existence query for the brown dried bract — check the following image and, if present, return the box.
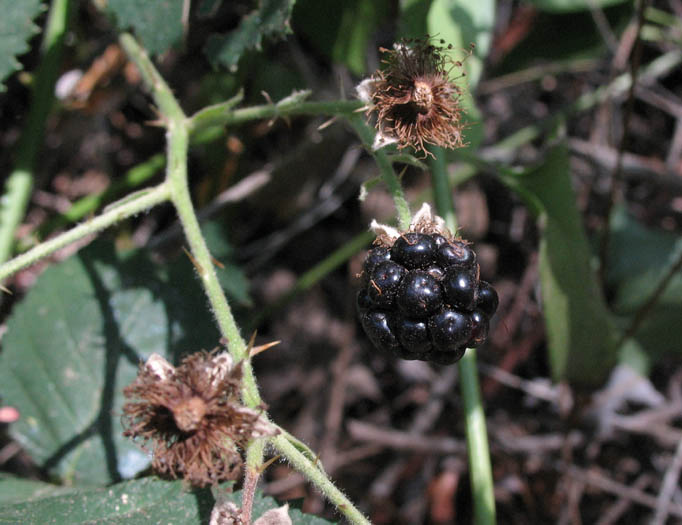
[122,352,276,487]
[363,37,469,158]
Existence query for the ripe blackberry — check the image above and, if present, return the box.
[360,311,402,354]
[443,268,477,310]
[476,281,499,318]
[367,261,406,308]
[391,233,437,269]
[467,310,489,348]
[397,270,443,318]
[357,204,499,365]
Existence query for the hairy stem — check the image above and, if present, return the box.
[0,0,71,263]
[189,96,363,135]
[349,115,412,230]
[242,439,266,524]
[430,147,458,231]
[430,150,496,525]
[119,33,262,408]
[119,34,272,500]
[0,183,170,282]
[271,434,372,525]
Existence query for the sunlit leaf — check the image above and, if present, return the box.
[0,243,219,484]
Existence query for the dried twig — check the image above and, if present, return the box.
[652,437,682,525]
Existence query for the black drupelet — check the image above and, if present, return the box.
[357,232,499,365]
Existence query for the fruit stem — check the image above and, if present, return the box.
[431,147,458,232]
[349,115,412,230]
[430,148,497,525]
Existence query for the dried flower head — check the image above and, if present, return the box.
[358,37,469,157]
[122,352,276,487]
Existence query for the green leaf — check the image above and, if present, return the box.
[0,242,219,485]
[107,0,184,55]
[524,0,629,14]
[205,0,296,72]
[0,474,75,505]
[514,145,619,385]
[293,0,390,75]
[493,6,633,74]
[0,478,336,524]
[424,0,494,149]
[426,0,494,88]
[0,0,45,92]
[0,478,212,524]
[607,206,682,362]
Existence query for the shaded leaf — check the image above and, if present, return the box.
[0,243,219,485]
[607,206,682,363]
[0,478,336,524]
[0,478,213,524]
[0,474,75,505]
[107,0,184,55]
[0,0,45,92]
[493,6,633,74]
[205,0,296,72]
[293,0,390,75]
[514,145,619,385]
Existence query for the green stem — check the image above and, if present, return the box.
[349,115,411,230]
[430,151,496,525]
[166,120,261,405]
[119,32,261,407]
[458,351,496,524]
[0,0,71,263]
[430,147,458,231]
[120,31,272,489]
[189,96,363,135]
[0,183,170,282]
[242,439,266,524]
[271,434,371,525]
